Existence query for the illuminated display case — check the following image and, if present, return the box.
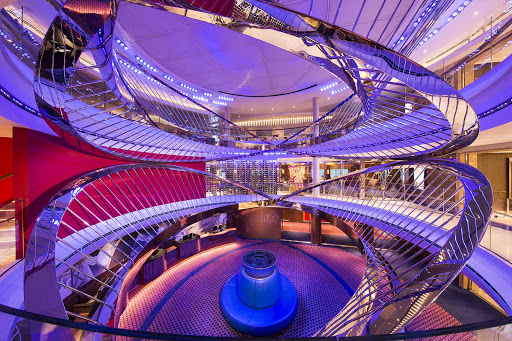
[207,160,278,195]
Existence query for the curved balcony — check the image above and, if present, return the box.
[16,158,499,339]
[279,159,492,336]
[29,0,477,161]
[0,0,511,340]
[23,164,270,327]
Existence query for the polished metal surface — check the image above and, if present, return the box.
[33,0,268,163]
[24,164,269,325]
[125,0,479,159]
[26,0,495,337]
[33,0,479,160]
[280,159,492,336]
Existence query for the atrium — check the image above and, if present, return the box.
[0,0,512,339]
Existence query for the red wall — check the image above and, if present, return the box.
[59,169,207,238]
[0,137,13,205]
[13,128,205,257]
[150,0,235,16]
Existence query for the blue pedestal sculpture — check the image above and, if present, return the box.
[220,250,298,336]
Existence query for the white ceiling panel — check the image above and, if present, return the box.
[158,54,219,78]
[186,22,257,52]
[117,3,186,40]
[136,29,202,61]
[259,42,302,62]
[265,59,313,81]
[208,43,265,69]
[219,64,268,84]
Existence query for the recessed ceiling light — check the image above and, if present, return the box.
[272,108,274,110]
[328,97,330,100]
[474,11,478,15]
[251,108,253,111]
[293,105,295,108]
[424,49,427,53]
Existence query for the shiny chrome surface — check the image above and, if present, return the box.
[34,0,268,162]
[34,0,478,160]
[26,0,495,337]
[280,159,492,336]
[24,164,269,325]
[130,0,479,159]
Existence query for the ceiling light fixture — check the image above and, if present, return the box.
[213,100,228,106]
[320,81,339,91]
[447,0,472,22]
[192,95,208,102]
[331,86,349,95]
[181,83,198,92]
[218,96,234,102]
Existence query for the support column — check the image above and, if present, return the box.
[312,97,320,196]
[224,106,231,124]
[310,209,321,245]
[312,97,320,138]
[223,106,234,147]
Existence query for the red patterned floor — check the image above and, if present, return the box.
[119,240,364,338]
[118,239,471,339]
[407,303,477,341]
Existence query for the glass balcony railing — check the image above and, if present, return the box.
[430,4,512,90]
[481,212,512,264]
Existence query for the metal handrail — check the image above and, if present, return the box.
[279,159,492,336]
[0,302,511,340]
[23,163,271,328]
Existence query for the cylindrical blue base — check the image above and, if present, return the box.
[236,267,282,309]
[220,274,298,336]
[220,250,298,336]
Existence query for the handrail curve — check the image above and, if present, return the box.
[23,163,269,327]
[279,159,492,336]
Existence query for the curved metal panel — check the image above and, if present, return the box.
[130,0,478,159]
[35,0,479,160]
[27,0,493,337]
[279,159,492,336]
[34,0,269,162]
[24,163,270,325]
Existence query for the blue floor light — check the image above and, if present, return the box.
[220,250,298,336]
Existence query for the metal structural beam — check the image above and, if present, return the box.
[280,159,492,336]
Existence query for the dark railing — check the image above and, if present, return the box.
[1,302,511,340]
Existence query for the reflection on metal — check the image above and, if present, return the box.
[24,164,269,326]
[34,0,478,160]
[27,0,494,337]
[279,159,492,336]
[128,0,479,159]
[33,0,269,163]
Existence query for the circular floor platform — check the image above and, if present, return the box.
[119,239,365,338]
[118,239,475,340]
